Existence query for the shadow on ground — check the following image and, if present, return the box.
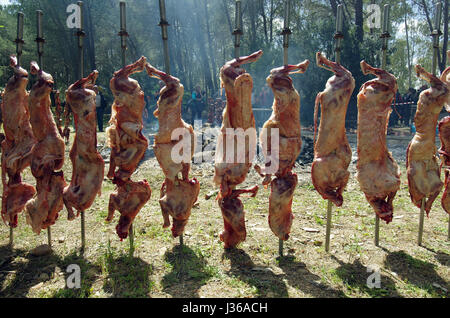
[0,244,101,298]
[278,255,346,298]
[384,250,448,297]
[161,244,212,297]
[102,245,154,297]
[331,255,402,297]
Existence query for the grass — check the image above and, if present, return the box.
[0,131,448,298]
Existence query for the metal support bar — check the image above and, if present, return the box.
[281,0,291,66]
[325,200,333,252]
[118,1,134,257]
[77,1,86,253]
[15,12,24,66]
[431,1,442,76]
[418,198,425,246]
[158,0,170,74]
[76,1,85,80]
[375,4,390,248]
[9,12,25,248]
[334,4,343,64]
[380,5,391,70]
[374,215,380,246]
[233,0,242,59]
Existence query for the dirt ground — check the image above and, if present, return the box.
[0,129,448,298]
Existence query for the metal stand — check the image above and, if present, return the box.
[325,200,333,252]
[418,2,442,247]
[374,215,380,246]
[76,1,86,253]
[375,4,391,247]
[232,0,242,59]
[36,9,52,249]
[158,0,170,74]
[323,5,343,253]
[9,12,25,249]
[277,0,292,258]
[80,210,85,252]
[418,198,425,246]
[118,1,134,257]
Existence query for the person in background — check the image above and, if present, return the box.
[389,90,402,127]
[191,85,205,124]
[95,86,107,132]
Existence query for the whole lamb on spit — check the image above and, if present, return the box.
[355,61,401,223]
[1,55,37,228]
[25,61,66,234]
[214,50,263,249]
[311,52,354,207]
[407,63,449,216]
[64,70,105,220]
[105,56,151,240]
[145,63,200,238]
[255,60,309,241]
[437,51,450,214]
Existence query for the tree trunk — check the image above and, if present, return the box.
[260,0,268,45]
[221,0,233,36]
[193,1,214,93]
[354,0,363,42]
[440,0,448,72]
[85,0,97,71]
[404,0,412,88]
[204,0,218,91]
[269,0,274,42]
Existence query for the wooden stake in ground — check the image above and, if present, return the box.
[76,1,86,253]
[324,4,343,253]
[418,1,442,246]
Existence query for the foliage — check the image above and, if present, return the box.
[0,0,447,124]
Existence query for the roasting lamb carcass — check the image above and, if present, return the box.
[438,52,450,213]
[255,61,309,240]
[106,178,151,240]
[406,64,449,215]
[25,61,66,234]
[54,90,64,137]
[356,61,401,223]
[439,117,450,214]
[311,52,354,207]
[145,63,200,237]
[64,70,105,220]
[1,55,37,227]
[214,50,262,249]
[105,57,151,239]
